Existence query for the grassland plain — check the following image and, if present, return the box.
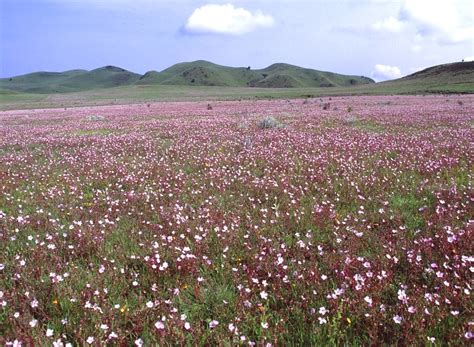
[0,95,473,345]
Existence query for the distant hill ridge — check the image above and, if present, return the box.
[0,60,374,93]
[2,60,472,94]
[400,61,474,82]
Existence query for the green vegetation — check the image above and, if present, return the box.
[0,61,472,110]
[0,66,139,93]
[0,60,373,94]
[137,60,373,88]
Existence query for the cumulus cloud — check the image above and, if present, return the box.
[184,4,274,35]
[372,64,402,81]
[371,16,404,33]
[410,44,422,52]
[401,0,473,44]
[371,0,473,44]
[464,56,474,62]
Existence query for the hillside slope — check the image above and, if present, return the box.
[137,60,374,88]
[373,61,474,94]
[0,66,140,93]
[2,61,472,95]
[136,60,261,87]
[399,61,474,83]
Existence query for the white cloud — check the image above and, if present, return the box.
[184,4,274,35]
[400,0,473,44]
[464,56,474,62]
[371,0,474,44]
[371,16,404,33]
[410,44,422,52]
[373,64,402,81]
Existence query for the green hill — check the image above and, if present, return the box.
[136,60,374,88]
[2,61,471,96]
[0,66,140,93]
[253,63,374,88]
[60,66,140,90]
[0,61,374,93]
[136,60,260,87]
[372,61,474,94]
[398,61,474,84]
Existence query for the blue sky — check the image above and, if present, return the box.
[1,0,473,80]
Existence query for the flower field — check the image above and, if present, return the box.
[1,95,473,345]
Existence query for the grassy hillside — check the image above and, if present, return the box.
[0,66,140,93]
[136,60,374,88]
[59,66,140,90]
[1,61,374,93]
[137,60,263,87]
[252,63,374,88]
[372,61,474,94]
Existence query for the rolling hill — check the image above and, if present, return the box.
[371,61,474,94]
[136,60,374,88]
[0,66,140,93]
[398,61,474,84]
[1,61,472,104]
[0,61,374,93]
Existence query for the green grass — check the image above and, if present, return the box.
[70,129,116,136]
[137,60,373,88]
[0,66,139,93]
[1,79,472,111]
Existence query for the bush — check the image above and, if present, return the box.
[344,116,358,125]
[258,117,282,129]
[86,115,105,121]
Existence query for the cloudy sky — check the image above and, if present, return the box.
[0,0,472,81]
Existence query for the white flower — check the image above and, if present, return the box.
[228,323,235,332]
[364,296,373,306]
[31,299,39,308]
[146,301,153,308]
[86,336,94,344]
[319,306,328,315]
[108,332,118,339]
[155,321,165,330]
[209,320,219,328]
[29,319,38,328]
[393,315,402,324]
[135,338,144,346]
[184,322,191,330]
[261,322,269,329]
[100,324,108,330]
[318,317,327,324]
[46,328,54,337]
[260,291,268,300]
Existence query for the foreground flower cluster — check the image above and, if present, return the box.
[0,95,472,345]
